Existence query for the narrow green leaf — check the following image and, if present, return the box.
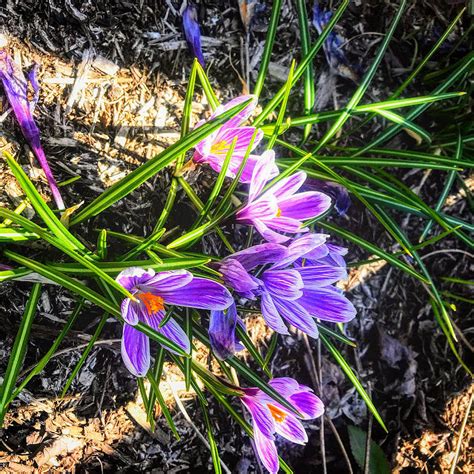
[0,283,42,425]
[348,425,390,474]
[320,334,387,432]
[198,396,222,474]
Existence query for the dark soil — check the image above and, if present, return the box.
[0,1,472,473]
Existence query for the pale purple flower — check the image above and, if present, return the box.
[236,152,331,243]
[209,302,245,360]
[182,3,205,67]
[193,95,274,182]
[116,267,233,377]
[0,50,64,210]
[241,377,324,473]
[217,234,356,340]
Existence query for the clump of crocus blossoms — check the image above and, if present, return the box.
[115,95,355,473]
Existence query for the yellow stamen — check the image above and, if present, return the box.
[210,140,229,155]
[268,404,288,424]
[137,292,165,315]
[276,208,282,217]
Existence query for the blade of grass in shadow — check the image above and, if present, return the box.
[198,396,223,474]
[253,0,283,97]
[420,131,462,241]
[70,98,252,226]
[8,299,84,403]
[0,283,42,425]
[295,0,314,141]
[146,346,165,425]
[320,333,387,432]
[154,60,198,233]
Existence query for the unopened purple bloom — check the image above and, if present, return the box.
[312,2,357,81]
[116,267,233,377]
[193,95,275,182]
[240,377,324,473]
[305,178,351,215]
[182,3,205,67]
[236,152,331,243]
[209,302,245,360]
[218,234,356,338]
[0,50,64,210]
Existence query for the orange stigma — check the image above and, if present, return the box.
[210,140,228,155]
[137,292,165,315]
[268,404,288,424]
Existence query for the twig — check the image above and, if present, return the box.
[449,392,473,474]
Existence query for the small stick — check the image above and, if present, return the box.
[449,392,473,474]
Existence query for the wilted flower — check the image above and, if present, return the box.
[240,377,324,473]
[182,3,205,67]
[193,95,275,182]
[218,234,356,340]
[0,49,64,210]
[116,267,233,376]
[305,178,351,215]
[209,302,245,360]
[312,1,358,81]
[236,152,331,243]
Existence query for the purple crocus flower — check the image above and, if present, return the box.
[305,178,351,216]
[193,95,274,183]
[0,49,64,210]
[236,151,331,243]
[218,234,356,341]
[241,377,324,473]
[182,3,205,67]
[116,267,233,377]
[209,302,245,360]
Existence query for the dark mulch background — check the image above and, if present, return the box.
[0,0,472,472]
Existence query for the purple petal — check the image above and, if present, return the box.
[116,267,155,291]
[248,150,279,202]
[299,286,357,323]
[182,4,205,66]
[209,302,244,360]
[219,259,259,294]
[237,196,279,223]
[121,298,139,325]
[224,243,288,271]
[142,269,193,293]
[159,277,233,310]
[272,233,328,269]
[262,269,303,300]
[121,324,150,377]
[274,412,308,444]
[266,216,304,233]
[254,219,291,244]
[290,391,325,419]
[27,64,40,111]
[210,95,258,130]
[278,191,331,220]
[241,395,275,437]
[154,315,191,355]
[260,291,289,334]
[296,264,347,288]
[267,171,306,200]
[272,297,319,338]
[253,425,279,474]
[268,377,300,398]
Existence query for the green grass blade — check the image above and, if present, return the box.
[253,0,283,97]
[70,99,252,225]
[320,333,387,432]
[198,396,222,474]
[61,313,107,396]
[373,109,431,144]
[0,227,39,242]
[9,300,84,403]
[146,346,165,424]
[420,131,462,241]
[96,229,108,260]
[295,0,314,141]
[196,62,219,110]
[184,310,193,391]
[0,283,42,425]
